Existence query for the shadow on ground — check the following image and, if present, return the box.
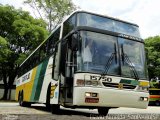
[30,105,97,117]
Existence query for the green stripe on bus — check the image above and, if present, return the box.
[120,79,138,86]
[120,79,131,84]
[30,64,42,101]
[131,80,139,86]
[34,58,49,101]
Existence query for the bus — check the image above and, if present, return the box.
[149,88,160,106]
[149,79,160,106]
[15,10,149,116]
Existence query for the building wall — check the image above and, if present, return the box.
[0,80,16,100]
[0,89,4,99]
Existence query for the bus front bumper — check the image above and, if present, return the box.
[73,87,149,109]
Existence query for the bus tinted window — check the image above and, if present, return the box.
[18,27,61,77]
[47,27,60,55]
[77,12,140,38]
[63,15,76,37]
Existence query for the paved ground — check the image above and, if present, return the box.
[0,102,160,120]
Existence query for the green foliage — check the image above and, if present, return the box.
[24,0,76,32]
[150,80,160,89]
[15,53,27,66]
[145,36,160,79]
[0,4,48,99]
[0,4,48,64]
[0,36,11,64]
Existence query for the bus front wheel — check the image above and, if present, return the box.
[98,107,109,116]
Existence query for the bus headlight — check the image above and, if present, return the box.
[140,97,148,101]
[85,92,98,97]
[77,79,85,86]
[86,81,92,85]
[76,80,99,86]
[85,92,92,97]
[85,80,99,86]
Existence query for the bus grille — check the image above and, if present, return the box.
[102,82,136,89]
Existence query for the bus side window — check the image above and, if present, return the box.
[63,15,76,38]
[48,27,60,56]
[52,27,61,80]
[47,38,55,55]
[39,42,47,61]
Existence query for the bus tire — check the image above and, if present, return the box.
[155,101,160,106]
[18,91,23,106]
[98,107,109,116]
[51,104,60,114]
[46,83,51,110]
[18,91,31,107]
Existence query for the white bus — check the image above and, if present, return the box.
[15,10,149,116]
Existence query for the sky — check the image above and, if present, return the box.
[1,0,160,39]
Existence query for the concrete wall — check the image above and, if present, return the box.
[0,80,16,100]
[0,89,4,99]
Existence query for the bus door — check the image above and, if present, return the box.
[65,42,74,103]
[60,34,78,104]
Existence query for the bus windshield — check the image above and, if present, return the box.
[77,12,140,38]
[77,31,147,79]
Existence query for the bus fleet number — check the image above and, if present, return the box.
[90,75,112,82]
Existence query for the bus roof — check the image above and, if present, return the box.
[66,10,139,27]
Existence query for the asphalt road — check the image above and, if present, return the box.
[0,102,160,120]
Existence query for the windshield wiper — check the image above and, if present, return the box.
[101,43,117,76]
[121,45,139,80]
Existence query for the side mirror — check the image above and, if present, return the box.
[71,33,78,51]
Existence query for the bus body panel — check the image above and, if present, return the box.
[38,57,53,103]
[50,81,60,104]
[149,95,160,102]
[15,56,59,104]
[73,87,149,109]
[15,68,36,102]
[73,73,149,108]
[149,88,160,105]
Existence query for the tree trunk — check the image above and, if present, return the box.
[1,70,8,100]
[7,67,17,100]
[2,84,9,100]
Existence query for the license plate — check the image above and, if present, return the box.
[85,98,99,103]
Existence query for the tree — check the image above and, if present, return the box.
[0,37,10,63]
[0,4,48,100]
[24,0,76,32]
[0,36,12,100]
[145,36,160,79]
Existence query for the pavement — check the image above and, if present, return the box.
[0,102,160,120]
